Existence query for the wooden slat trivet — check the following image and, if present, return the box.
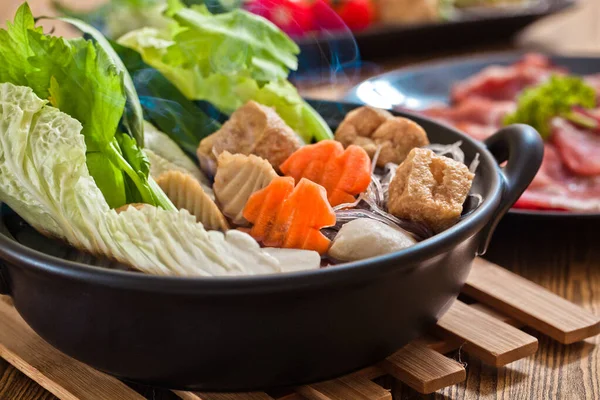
[435,300,538,366]
[177,392,276,400]
[296,376,391,400]
[468,303,524,328]
[1,257,600,400]
[0,297,144,400]
[465,258,600,344]
[380,342,465,394]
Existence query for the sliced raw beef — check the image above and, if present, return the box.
[527,144,565,189]
[572,106,600,131]
[514,144,600,211]
[423,98,515,126]
[514,189,600,211]
[584,73,600,98]
[451,54,562,103]
[551,118,600,176]
[420,53,600,212]
[452,122,497,141]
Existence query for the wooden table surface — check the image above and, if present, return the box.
[1,0,600,399]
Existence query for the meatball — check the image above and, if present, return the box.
[388,148,474,233]
[328,218,416,262]
[335,106,429,167]
[197,101,302,174]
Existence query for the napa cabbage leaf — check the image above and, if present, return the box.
[0,82,282,276]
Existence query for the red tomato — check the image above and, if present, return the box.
[326,0,375,31]
[311,0,347,32]
[245,0,314,37]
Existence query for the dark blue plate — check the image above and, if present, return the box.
[344,53,600,218]
[297,0,576,61]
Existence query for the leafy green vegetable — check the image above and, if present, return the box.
[53,0,171,40]
[504,75,597,139]
[0,3,173,210]
[118,4,333,142]
[168,3,299,82]
[0,82,282,276]
[54,16,145,146]
[112,40,221,154]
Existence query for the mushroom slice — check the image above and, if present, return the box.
[156,170,228,231]
[115,203,147,213]
[213,151,277,226]
[145,148,214,199]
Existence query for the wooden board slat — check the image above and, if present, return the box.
[0,363,58,400]
[415,335,463,355]
[0,298,144,400]
[176,391,275,400]
[352,366,385,381]
[436,300,538,366]
[468,303,524,328]
[466,258,600,344]
[415,303,520,356]
[380,342,465,395]
[296,376,391,400]
[277,394,305,400]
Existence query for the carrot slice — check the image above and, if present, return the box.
[279,140,372,206]
[243,177,336,254]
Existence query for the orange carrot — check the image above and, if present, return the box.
[279,140,372,207]
[243,177,336,254]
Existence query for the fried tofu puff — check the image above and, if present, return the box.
[335,106,429,167]
[197,101,302,175]
[388,148,474,233]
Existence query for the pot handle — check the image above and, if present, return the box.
[0,262,10,295]
[477,124,544,255]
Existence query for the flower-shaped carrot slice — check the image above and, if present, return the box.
[243,177,336,254]
[279,140,371,206]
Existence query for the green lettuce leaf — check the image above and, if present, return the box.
[0,3,173,210]
[0,82,283,276]
[53,16,145,146]
[118,5,333,142]
[0,4,42,87]
[167,3,299,82]
[53,0,171,40]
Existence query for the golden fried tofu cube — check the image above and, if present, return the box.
[372,117,430,166]
[335,106,429,167]
[197,101,302,173]
[388,148,474,233]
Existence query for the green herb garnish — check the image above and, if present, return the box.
[503,74,597,139]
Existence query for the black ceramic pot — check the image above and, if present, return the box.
[0,100,543,391]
